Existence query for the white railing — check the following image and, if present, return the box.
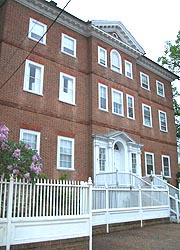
[95,171,150,188]
[169,194,180,223]
[0,177,92,250]
[92,185,169,231]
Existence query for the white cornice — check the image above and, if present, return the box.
[137,56,178,82]
[15,0,178,82]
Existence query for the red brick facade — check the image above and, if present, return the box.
[0,0,178,184]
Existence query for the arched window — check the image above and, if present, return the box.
[110,49,122,74]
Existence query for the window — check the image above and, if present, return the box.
[28,18,47,44]
[57,136,74,170]
[142,104,152,127]
[140,72,150,90]
[126,94,135,119]
[110,49,122,73]
[23,59,44,95]
[125,60,133,79]
[112,89,124,116]
[59,72,76,105]
[20,129,40,153]
[98,83,108,111]
[159,110,168,132]
[61,33,76,57]
[98,46,107,67]
[99,147,106,171]
[145,152,155,175]
[156,81,165,97]
[132,153,137,174]
[162,155,171,177]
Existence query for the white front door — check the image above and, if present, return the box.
[114,142,125,172]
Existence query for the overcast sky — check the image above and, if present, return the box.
[55,0,180,62]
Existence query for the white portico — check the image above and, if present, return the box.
[93,131,143,185]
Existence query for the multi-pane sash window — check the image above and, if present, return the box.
[112,89,123,116]
[99,83,108,111]
[23,59,44,95]
[98,46,107,67]
[20,129,40,152]
[99,147,106,171]
[132,153,137,174]
[59,72,76,105]
[125,60,133,79]
[28,18,47,44]
[159,110,168,132]
[140,72,150,90]
[156,81,165,97]
[110,49,122,73]
[61,33,76,57]
[142,104,152,127]
[145,152,154,175]
[162,155,171,177]
[127,94,135,119]
[57,136,74,170]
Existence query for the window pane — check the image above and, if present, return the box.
[99,148,106,171]
[146,154,153,175]
[100,86,107,110]
[113,91,123,115]
[60,139,72,169]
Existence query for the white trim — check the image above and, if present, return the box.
[156,80,165,97]
[162,155,171,178]
[140,72,150,91]
[59,72,76,105]
[145,152,155,176]
[61,33,76,57]
[20,129,41,153]
[110,49,122,74]
[125,60,133,79]
[126,94,135,120]
[98,46,107,67]
[23,59,44,95]
[28,17,47,45]
[57,136,75,170]
[158,110,168,132]
[142,103,152,128]
[98,83,108,112]
[111,88,124,116]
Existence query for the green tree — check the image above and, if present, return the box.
[158,31,180,140]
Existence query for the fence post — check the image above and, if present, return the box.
[6,176,14,250]
[105,184,109,233]
[138,184,143,228]
[88,177,93,250]
[175,194,180,223]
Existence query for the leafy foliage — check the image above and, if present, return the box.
[0,125,42,181]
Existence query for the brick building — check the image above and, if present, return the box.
[0,0,178,185]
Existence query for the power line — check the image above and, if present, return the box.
[0,0,72,90]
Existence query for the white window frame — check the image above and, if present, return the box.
[145,152,155,175]
[131,153,137,174]
[20,129,40,153]
[23,59,44,95]
[59,72,76,105]
[98,46,107,67]
[61,33,76,57]
[112,88,124,116]
[156,80,165,97]
[110,49,122,74]
[99,147,106,172]
[140,72,150,90]
[57,136,74,170]
[28,18,47,44]
[126,94,135,119]
[125,60,133,79]
[98,83,108,112]
[142,104,152,128]
[162,155,171,178]
[158,110,168,132]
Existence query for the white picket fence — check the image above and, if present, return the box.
[0,176,171,250]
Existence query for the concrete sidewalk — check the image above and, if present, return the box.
[93,223,180,250]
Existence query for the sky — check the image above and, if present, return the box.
[55,0,180,62]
